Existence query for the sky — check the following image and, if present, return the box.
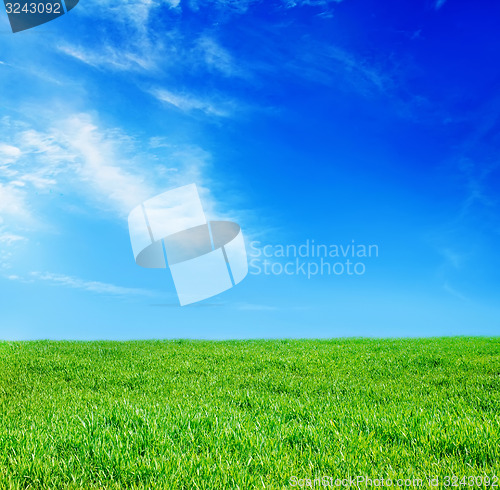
[0,0,499,340]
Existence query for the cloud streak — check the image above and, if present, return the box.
[0,182,31,222]
[58,44,158,72]
[150,88,232,117]
[7,271,159,297]
[1,110,247,234]
[0,233,26,245]
[2,113,160,219]
[54,114,155,216]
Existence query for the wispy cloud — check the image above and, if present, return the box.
[7,271,159,297]
[327,46,388,92]
[0,103,256,281]
[284,0,344,7]
[56,0,350,111]
[454,158,498,219]
[427,98,500,300]
[0,233,26,245]
[150,88,232,117]
[78,0,181,28]
[195,37,247,79]
[57,0,184,74]
[58,44,159,72]
[0,225,28,270]
[0,182,31,222]
[282,43,390,95]
[58,39,243,120]
[235,302,278,311]
[435,0,447,10]
[443,282,468,301]
[1,109,248,226]
[439,247,464,269]
[0,143,22,163]
[53,114,155,215]
[190,0,344,13]
[2,113,159,218]
[228,24,392,101]
[0,228,27,270]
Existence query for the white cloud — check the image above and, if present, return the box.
[190,0,344,13]
[53,114,155,215]
[18,128,77,171]
[0,183,30,222]
[235,302,278,311]
[1,114,158,218]
[233,30,390,99]
[0,144,22,163]
[6,271,158,297]
[440,248,464,269]
[328,46,387,91]
[443,282,467,301]
[284,0,343,6]
[196,37,246,79]
[57,0,180,73]
[188,0,256,14]
[0,233,26,245]
[81,0,180,26]
[0,109,254,274]
[150,88,232,117]
[1,111,237,224]
[20,174,58,189]
[287,44,389,95]
[54,0,349,127]
[0,225,28,270]
[58,44,158,72]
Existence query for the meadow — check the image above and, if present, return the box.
[0,337,499,488]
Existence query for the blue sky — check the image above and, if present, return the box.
[0,0,499,340]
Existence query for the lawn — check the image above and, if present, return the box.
[0,337,499,488]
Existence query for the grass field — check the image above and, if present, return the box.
[0,337,499,488]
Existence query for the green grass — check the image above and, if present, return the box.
[0,337,499,488]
